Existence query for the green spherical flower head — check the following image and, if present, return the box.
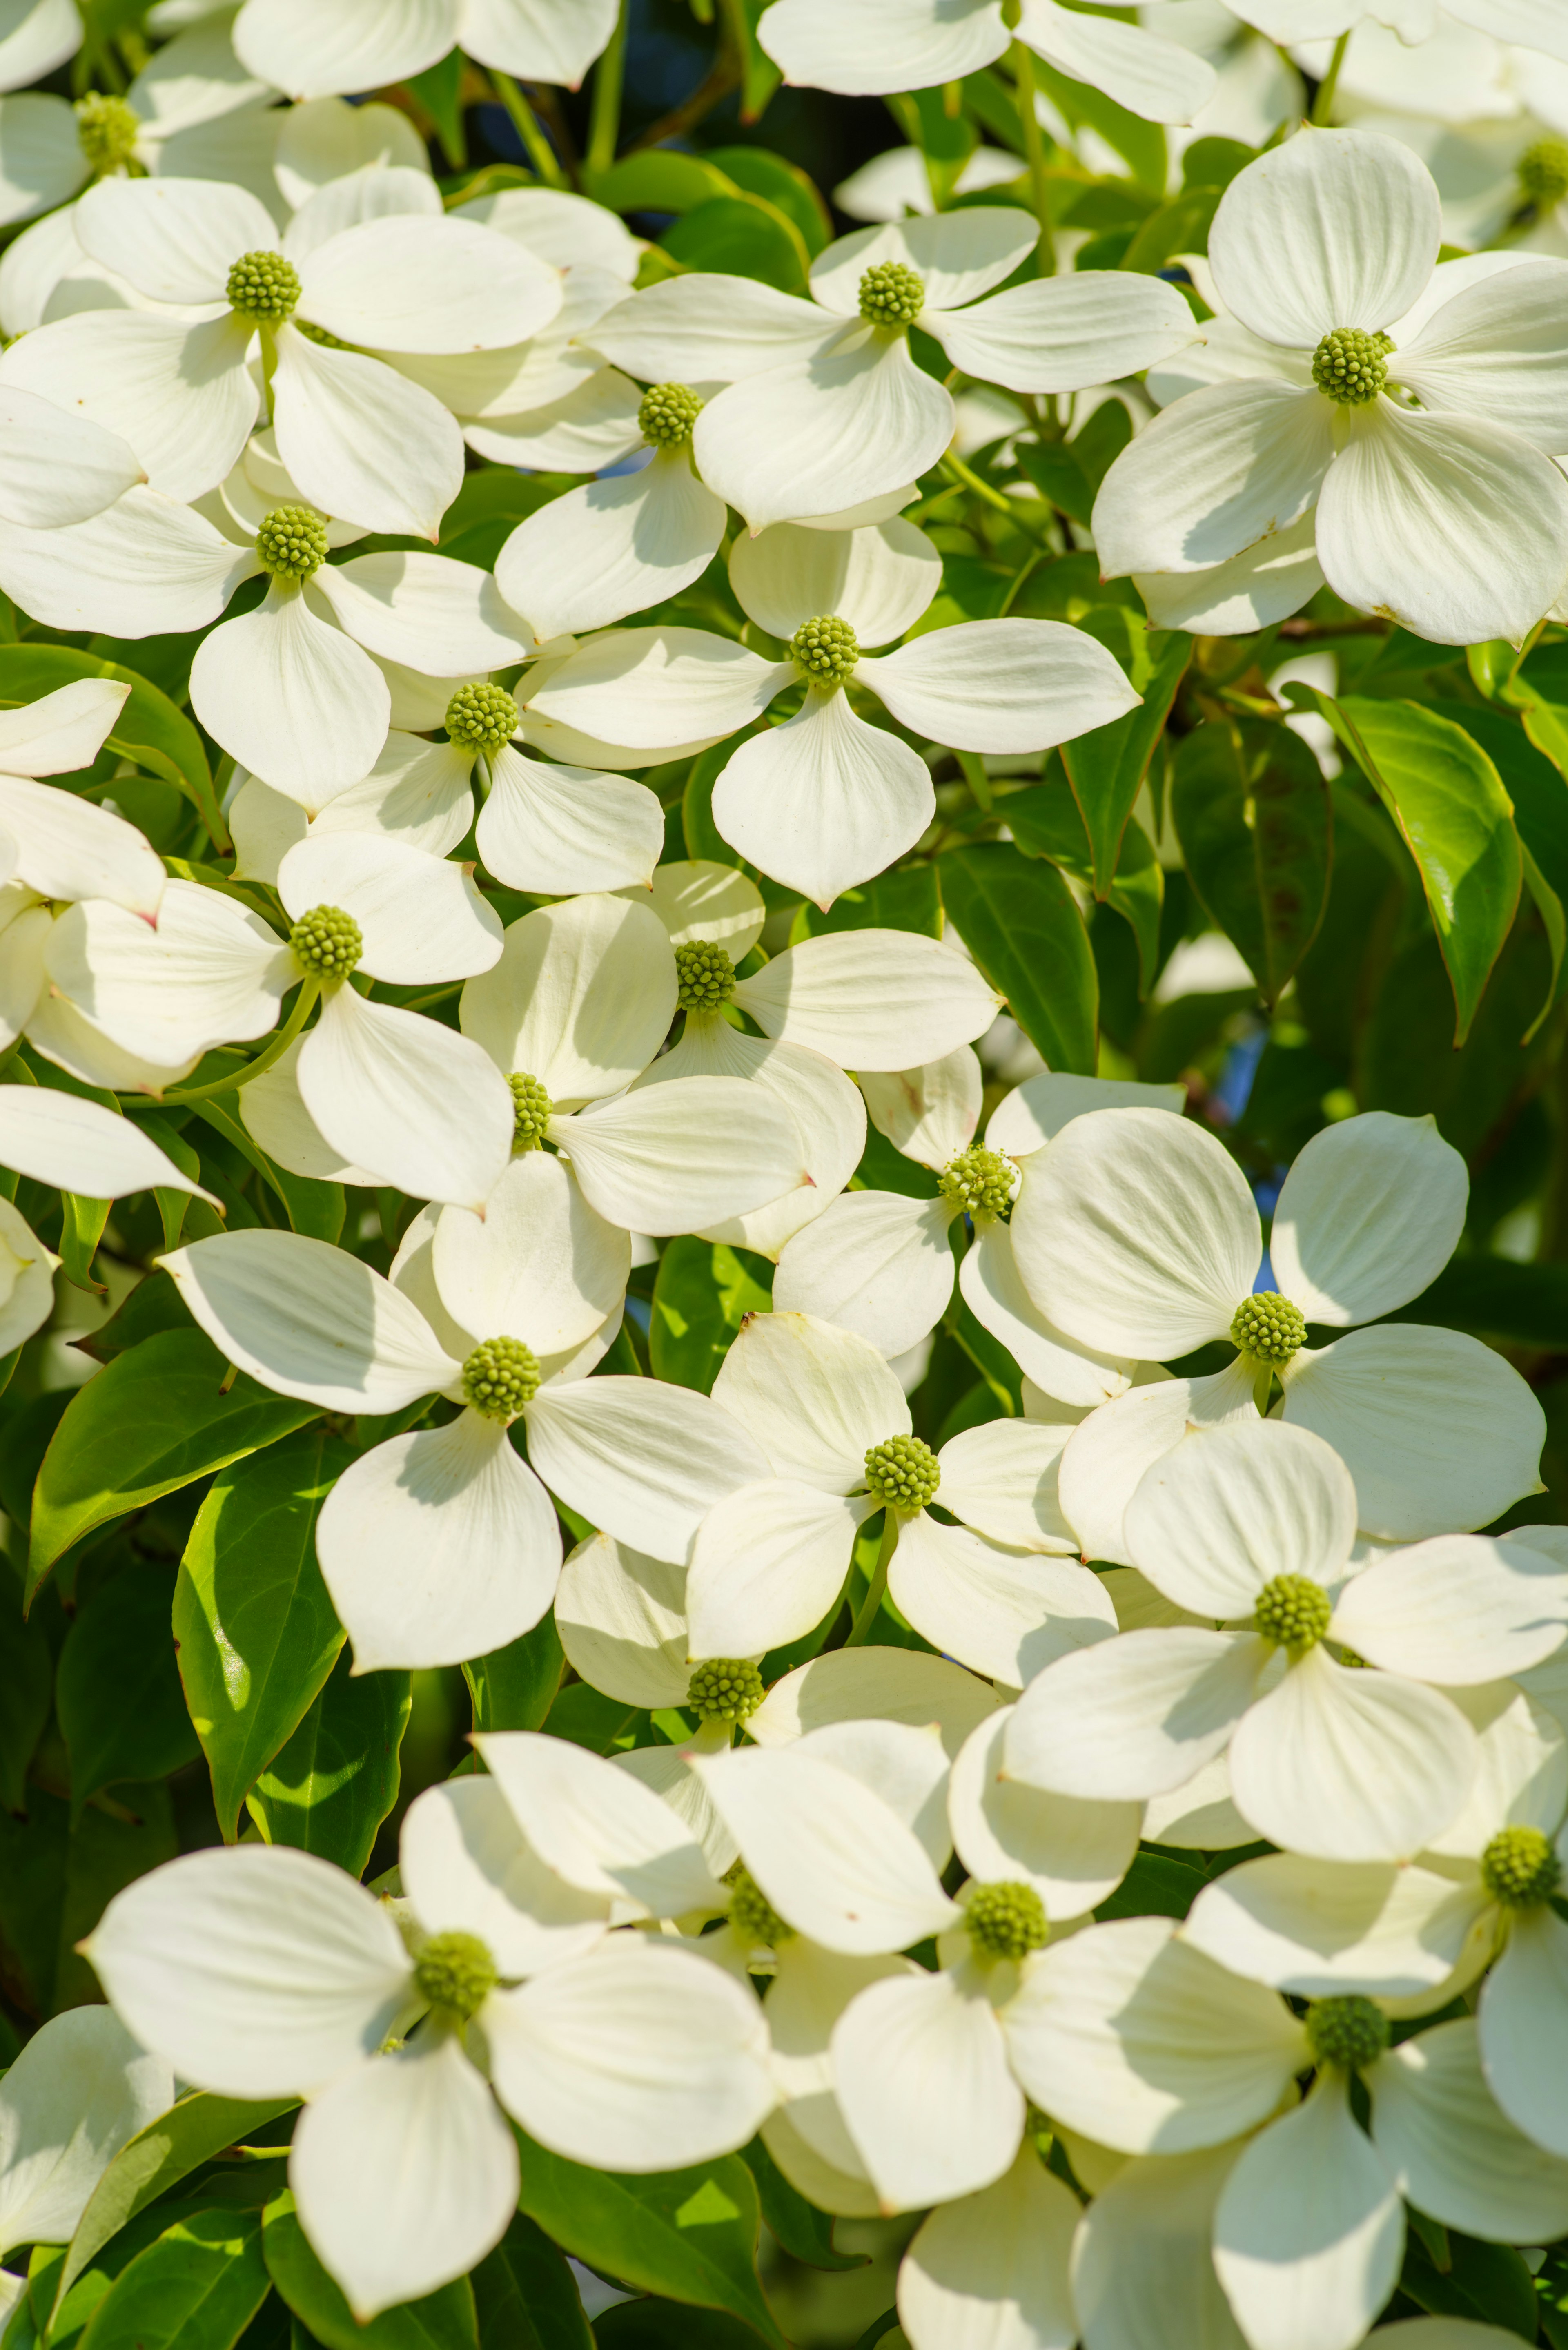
[461,1336,541,1422]
[674,939,736,1012]
[446,681,519,754]
[687,1657,765,1724]
[1253,1572,1332,1655]
[508,1072,552,1152]
[256,504,328,583]
[1481,1823,1562,1908]
[1312,327,1392,406]
[1520,136,1568,209]
[289,904,361,981]
[966,1880,1049,1963]
[414,1931,497,2021]
[639,381,703,447]
[864,1432,940,1512]
[859,260,925,328]
[75,92,139,173]
[726,1860,795,1949]
[1231,1289,1306,1367]
[1305,1994,1389,2073]
[227,249,301,322]
[939,1145,1016,1223]
[791,613,859,689]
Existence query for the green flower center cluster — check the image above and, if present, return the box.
[966,1879,1049,1962]
[674,939,736,1012]
[507,1073,552,1152]
[863,1433,940,1512]
[446,682,519,754]
[939,1145,1016,1223]
[414,1931,497,2021]
[1231,1289,1306,1366]
[1253,1571,1332,1655]
[639,382,703,447]
[858,260,925,327]
[1305,1993,1389,2071]
[1519,136,1568,209]
[255,504,329,582]
[790,614,859,688]
[687,1657,765,1723]
[1481,1823,1562,1908]
[227,249,301,321]
[726,1861,795,1948]
[75,93,139,173]
[1311,327,1393,406]
[461,1336,541,1421]
[289,904,361,981]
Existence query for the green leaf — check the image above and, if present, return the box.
[27,1330,320,1604]
[1005,778,1163,995]
[660,194,808,293]
[0,644,225,850]
[1388,1255,1568,1349]
[1119,186,1221,271]
[188,1098,345,1244]
[77,2205,270,2350]
[407,50,464,167]
[471,2213,592,2350]
[57,1566,200,1818]
[704,146,830,256]
[594,2306,775,2349]
[263,2196,477,2350]
[590,151,735,215]
[0,1779,177,2018]
[650,1238,773,1394]
[0,1564,51,1810]
[462,1614,564,1736]
[245,1647,411,1876]
[938,843,1097,1074]
[1014,438,1097,528]
[174,1428,354,1841]
[1399,2230,1537,2339]
[437,470,574,569]
[1428,697,1568,1040]
[1026,58,1165,188]
[1170,719,1330,1009]
[738,2139,861,2273]
[1062,630,1191,894]
[59,1195,110,1294]
[73,1268,193,1365]
[510,2131,787,2350]
[1287,690,1523,1045]
[788,863,942,940]
[1096,1848,1206,1921]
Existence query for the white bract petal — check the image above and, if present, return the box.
[735,929,1000,1069]
[555,1532,691,1711]
[477,1731,720,1920]
[523,1375,770,1564]
[400,1778,609,1978]
[496,453,725,642]
[0,385,145,529]
[752,1645,999,1756]
[833,1967,1023,2210]
[271,328,463,543]
[1016,0,1216,123]
[478,745,664,896]
[189,584,391,803]
[929,269,1200,395]
[1070,2140,1250,2350]
[297,985,513,1211]
[712,1308,909,1489]
[1125,1419,1356,1619]
[859,618,1140,754]
[434,1150,626,1358]
[1091,382,1334,581]
[529,624,785,752]
[713,690,935,907]
[0,308,255,505]
[774,1188,956,1360]
[960,1220,1139,1410]
[728,515,940,646]
[862,1045,982,1165]
[1006,1628,1265,1802]
[1477,1908,1568,2158]
[297,215,560,355]
[898,2145,1079,2350]
[0,774,162,919]
[0,2009,172,2261]
[949,1707,1140,1924]
[1370,2014,1568,2245]
[310,551,534,676]
[73,172,272,303]
[236,0,453,98]
[550,1075,806,1235]
[1331,1535,1568,1686]
[686,1478,869,1659]
[0,1087,217,1204]
[460,892,675,1110]
[47,880,287,1066]
[1057,1361,1258,1568]
[1183,1852,1482,2000]
[1268,1111,1465,1325]
[890,1509,1118,1684]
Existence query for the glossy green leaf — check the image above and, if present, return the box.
[0,1561,50,1809]
[1399,2229,1537,2338]
[1062,630,1191,893]
[510,2131,786,2350]
[738,2140,860,2273]
[1288,690,1522,1045]
[650,1238,773,1394]
[705,146,830,255]
[77,2205,270,2350]
[58,1195,110,1294]
[407,50,464,167]
[590,151,735,215]
[1004,777,1163,994]
[57,1566,199,1817]
[27,1331,319,1603]
[788,863,942,940]
[1096,1848,1206,1921]
[0,1778,177,2018]
[1170,718,1330,1008]
[1430,696,1568,1039]
[471,2213,591,2350]
[938,843,1097,1074]
[244,1647,410,1876]
[0,644,225,850]
[73,1268,192,1365]
[189,1098,345,1245]
[463,1613,564,1736]
[134,1111,205,1253]
[660,194,807,293]
[1027,57,1165,188]
[262,2196,477,2350]
[174,1428,353,1841]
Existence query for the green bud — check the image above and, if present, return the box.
[256,503,329,583]
[461,1336,541,1422]
[414,1930,497,2021]
[1481,1823,1562,1909]
[75,92,139,174]
[1253,1571,1332,1656]
[726,1859,795,1949]
[227,248,301,322]
[674,939,736,1012]
[639,382,703,447]
[1305,1993,1389,2072]
[939,1144,1016,1223]
[1311,327,1392,407]
[687,1657,765,1723]
[446,681,519,754]
[508,1072,552,1152]
[966,1879,1049,1963]
[1230,1289,1306,1367]
[289,904,361,981]
[858,260,925,328]
[790,613,859,689]
[864,1432,940,1512]
[1519,136,1568,210]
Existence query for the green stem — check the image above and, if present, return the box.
[942,451,1050,551]
[586,0,630,179]
[491,73,569,188]
[1008,41,1056,276]
[165,975,320,1105]
[1310,30,1349,125]
[845,1512,901,1647]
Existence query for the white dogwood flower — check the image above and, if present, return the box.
[1223,0,1568,64]
[1017,1104,1544,1550]
[0,0,81,98]
[1093,127,1568,644]
[233,0,619,98]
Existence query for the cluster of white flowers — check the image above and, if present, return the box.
[1,2,1568,2348]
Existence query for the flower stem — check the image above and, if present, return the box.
[845,1512,901,1646]
[1009,41,1056,276]
[491,73,569,189]
[1310,31,1349,125]
[165,975,320,1105]
[586,0,630,179]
